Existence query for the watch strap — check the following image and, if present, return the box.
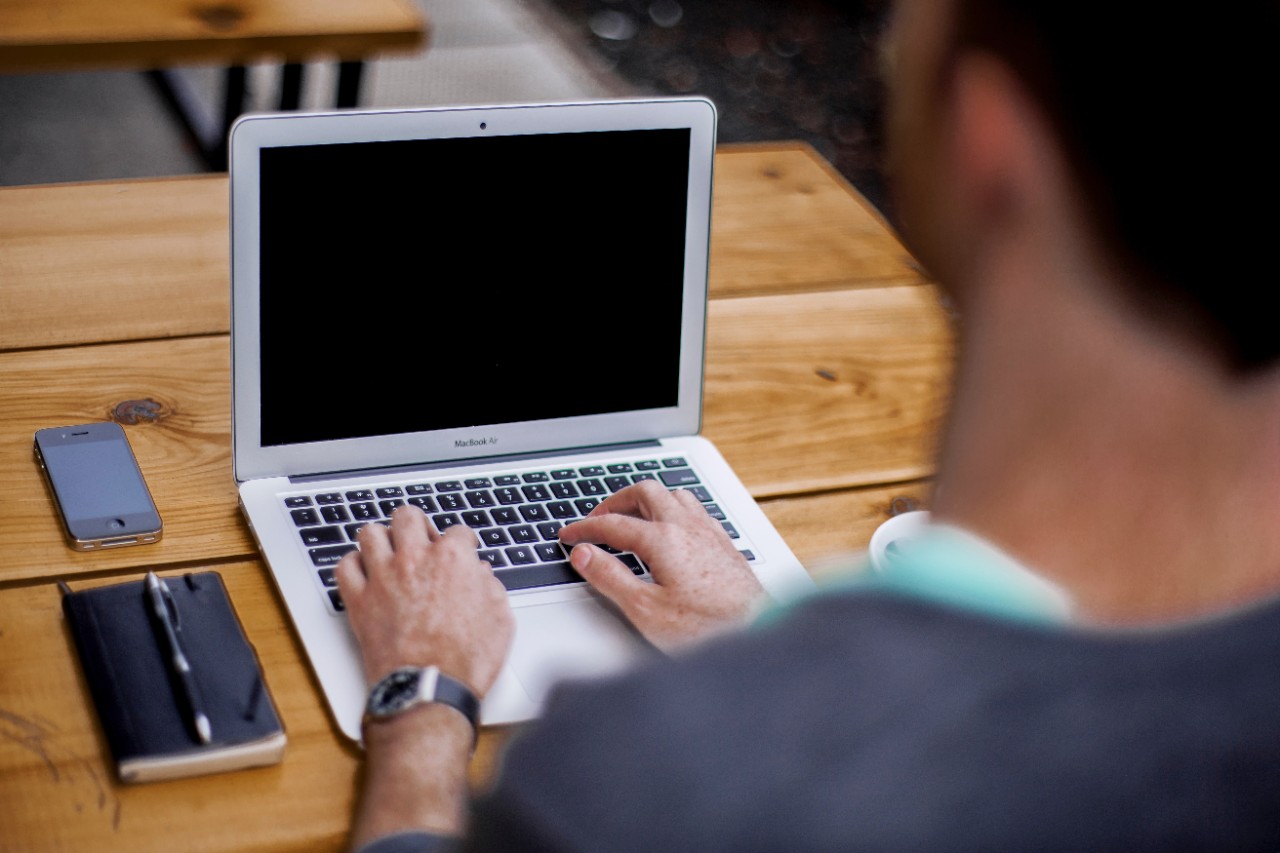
[365,666,480,748]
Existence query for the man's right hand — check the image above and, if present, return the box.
[558,480,767,653]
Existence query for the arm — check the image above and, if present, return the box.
[558,480,768,653]
[336,507,514,850]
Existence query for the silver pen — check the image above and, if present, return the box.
[145,572,213,744]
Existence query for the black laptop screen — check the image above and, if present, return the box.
[258,128,691,448]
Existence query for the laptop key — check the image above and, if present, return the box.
[321,504,351,524]
[310,544,356,566]
[522,472,550,483]
[465,490,495,508]
[328,589,345,612]
[285,496,313,508]
[494,561,585,591]
[318,568,338,587]
[346,489,374,501]
[408,496,438,513]
[492,507,519,525]
[494,475,520,486]
[300,525,344,547]
[433,513,462,531]
[376,487,403,498]
[662,457,688,468]
[685,486,713,502]
[550,469,577,479]
[503,545,537,565]
[617,554,647,575]
[436,481,463,492]
[315,492,344,504]
[521,484,551,502]
[519,504,549,523]
[574,498,601,515]
[704,504,726,521]
[635,460,661,470]
[659,468,700,487]
[607,463,634,474]
[465,478,492,489]
[479,528,510,547]
[379,499,405,516]
[605,476,630,492]
[477,549,507,568]
[510,525,538,544]
[549,481,579,499]
[350,502,378,520]
[578,479,606,496]
[535,542,567,562]
[579,466,605,477]
[548,501,577,520]
[290,508,320,526]
[462,510,491,528]
[537,521,563,540]
[438,494,466,511]
[631,472,658,483]
[406,483,433,495]
[495,487,522,505]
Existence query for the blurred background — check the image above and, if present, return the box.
[0,0,893,216]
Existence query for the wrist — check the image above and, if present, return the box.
[364,666,481,751]
[353,704,474,844]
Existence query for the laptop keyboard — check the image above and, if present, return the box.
[280,455,756,614]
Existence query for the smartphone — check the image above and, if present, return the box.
[34,422,163,551]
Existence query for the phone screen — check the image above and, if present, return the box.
[36,423,162,546]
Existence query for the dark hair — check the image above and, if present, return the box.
[954,1,1280,372]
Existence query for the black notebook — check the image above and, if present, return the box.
[62,571,286,783]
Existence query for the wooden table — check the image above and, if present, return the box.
[0,0,428,168]
[0,142,953,852]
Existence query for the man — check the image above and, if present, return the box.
[338,0,1280,849]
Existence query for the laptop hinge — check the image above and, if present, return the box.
[286,439,664,485]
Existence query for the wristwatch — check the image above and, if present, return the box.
[364,666,480,745]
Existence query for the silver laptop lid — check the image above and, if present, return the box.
[230,98,717,483]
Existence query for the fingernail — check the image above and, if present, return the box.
[570,544,591,570]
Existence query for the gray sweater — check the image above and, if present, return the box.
[366,590,1280,852]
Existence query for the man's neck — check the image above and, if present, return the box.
[932,249,1280,626]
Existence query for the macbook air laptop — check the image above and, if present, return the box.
[230,97,815,743]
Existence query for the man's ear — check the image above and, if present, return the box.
[949,51,1055,232]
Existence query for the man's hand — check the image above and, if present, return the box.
[337,506,515,847]
[558,481,767,653]
[336,506,514,697]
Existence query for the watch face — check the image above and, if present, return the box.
[371,669,421,715]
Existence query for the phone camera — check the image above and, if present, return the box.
[480,122,487,130]
[108,518,126,530]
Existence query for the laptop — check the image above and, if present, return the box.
[229,97,815,743]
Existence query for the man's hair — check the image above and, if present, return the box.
[953,2,1280,372]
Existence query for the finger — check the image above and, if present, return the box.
[559,512,658,554]
[356,521,394,564]
[569,543,651,616]
[588,480,682,522]
[390,504,431,553]
[335,550,367,597]
[440,522,479,549]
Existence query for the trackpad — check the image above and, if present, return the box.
[507,598,650,711]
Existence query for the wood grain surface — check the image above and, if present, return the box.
[0,0,426,71]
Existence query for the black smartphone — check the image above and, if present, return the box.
[34,422,163,551]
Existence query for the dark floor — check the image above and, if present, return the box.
[540,0,895,219]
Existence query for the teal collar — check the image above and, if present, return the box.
[761,519,1074,627]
